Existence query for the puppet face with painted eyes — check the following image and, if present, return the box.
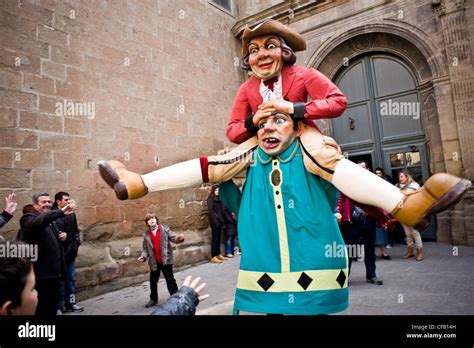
[257,112,302,157]
[247,35,283,80]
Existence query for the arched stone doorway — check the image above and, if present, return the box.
[310,28,448,240]
[333,52,436,240]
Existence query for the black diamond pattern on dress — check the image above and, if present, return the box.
[257,273,275,291]
[336,270,346,288]
[297,272,313,290]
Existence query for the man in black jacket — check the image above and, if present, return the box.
[20,192,74,317]
[53,192,83,313]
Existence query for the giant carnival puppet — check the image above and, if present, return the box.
[98,20,471,314]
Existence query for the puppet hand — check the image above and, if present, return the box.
[259,99,293,114]
[322,136,342,154]
[253,107,275,126]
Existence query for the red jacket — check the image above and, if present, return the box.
[336,193,397,229]
[227,65,347,144]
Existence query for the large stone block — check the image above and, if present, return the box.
[2,1,54,27]
[1,28,49,58]
[51,45,84,68]
[19,111,63,133]
[0,149,13,168]
[118,258,149,277]
[123,205,149,222]
[75,266,99,289]
[95,205,124,223]
[450,210,467,245]
[0,168,31,188]
[94,261,120,283]
[12,149,39,170]
[76,206,96,229]
[173,245,210,268]
[107,237,143,259]
[75,242,111,268]
[0,88,37,112]
[0,69,22,90]
[83,223,115,242]
[41,60,66,80]
[31,169,68,190]
[64,118,90,137]
[23,74,55,95]
[0,108,17,128]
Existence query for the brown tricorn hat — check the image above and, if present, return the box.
[241,19,306,57]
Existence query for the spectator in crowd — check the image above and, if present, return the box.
[207,185,228,263]
[20,192,74,317]
[0,244,206,317]
[223,207,238,258]
[53,192,83,314]
[397,171,424,261]
[0,241,38,315]
[336,189,395,279]
[375,220,392,260]
[374,167,394,184]
[374,168,396,248]
[138,213,184,308]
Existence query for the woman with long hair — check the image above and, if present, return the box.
[397,171,424,261]
[207,185,227,263]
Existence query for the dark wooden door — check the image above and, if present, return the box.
[332,54,435,239]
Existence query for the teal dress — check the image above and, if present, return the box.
[233,140,348,314]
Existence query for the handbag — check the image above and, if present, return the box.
[351,204,366,222]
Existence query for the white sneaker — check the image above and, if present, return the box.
[386,244,392,249]
[56,309,63,316]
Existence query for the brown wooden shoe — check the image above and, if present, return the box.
[392,173,471,230]
[98,160,148,200]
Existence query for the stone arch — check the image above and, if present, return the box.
[305,21,447,177]
[306,20,447,82]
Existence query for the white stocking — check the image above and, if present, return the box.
[142,159,203,192]
[331,159,403,212]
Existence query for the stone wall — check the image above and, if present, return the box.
[0,0,244,298]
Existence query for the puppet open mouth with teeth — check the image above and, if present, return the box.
[262,137,280,149]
